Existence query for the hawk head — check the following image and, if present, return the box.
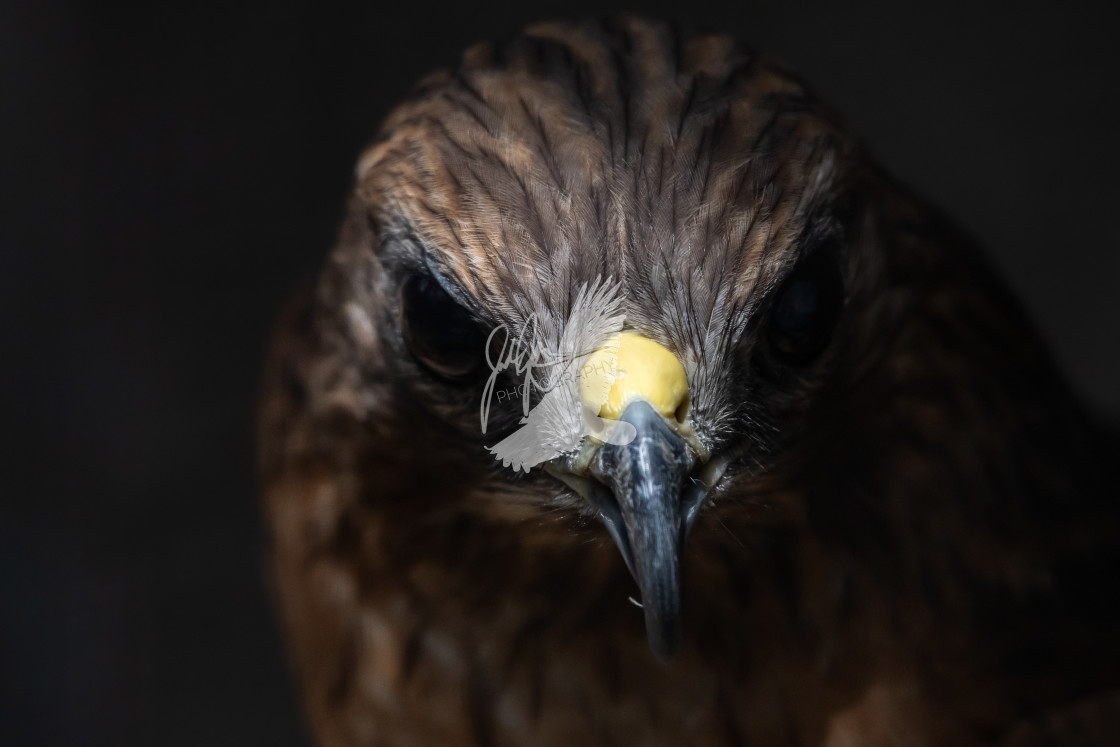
[295,14,875,657]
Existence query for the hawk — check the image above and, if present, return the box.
[258,15,1120,746]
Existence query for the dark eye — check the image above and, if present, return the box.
[767,250,843,364]
[400,274,489,381]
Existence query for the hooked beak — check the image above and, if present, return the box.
[547,332,727,660]
[589,400,694,659]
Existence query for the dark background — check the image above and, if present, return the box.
[2,1,1117,744]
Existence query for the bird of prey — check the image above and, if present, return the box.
[258,15,1120,746]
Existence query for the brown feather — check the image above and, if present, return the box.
[260,15,1120,746]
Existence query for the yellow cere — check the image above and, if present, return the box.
[579,331,689,422]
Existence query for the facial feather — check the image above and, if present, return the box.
[353,15,858,452]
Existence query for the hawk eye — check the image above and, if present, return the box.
[767,250,843,364]
[400,273,489,381]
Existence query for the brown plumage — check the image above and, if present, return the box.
[258,15,1120,746]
